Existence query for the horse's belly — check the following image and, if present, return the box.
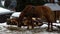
[32,14,41,18]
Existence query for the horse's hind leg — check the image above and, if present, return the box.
[44,16,53,31]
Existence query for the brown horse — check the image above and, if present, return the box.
[18,5,54,31]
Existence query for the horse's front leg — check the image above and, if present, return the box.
[27,16,34,29]
[18,13,25,27]
[46,18,53,31]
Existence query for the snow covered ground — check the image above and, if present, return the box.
[0,22,60,34]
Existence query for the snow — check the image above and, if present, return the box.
[44,3,60,11]
[0,22,59,29]
[0,22,18,28]
[40,24,58,29]
[0,22,59,33]
[53,23,60,26]
[0,22,7,27]
[0,7,14,15]
[10,12,21,19]
[26,31,33,34]
[40,24,48,28]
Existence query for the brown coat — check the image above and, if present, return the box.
[18,5,54,27]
